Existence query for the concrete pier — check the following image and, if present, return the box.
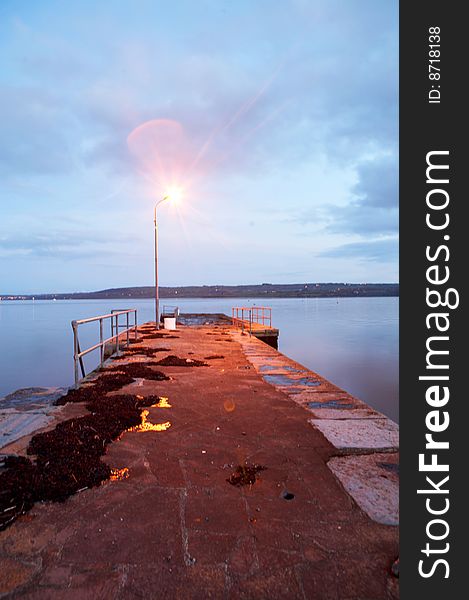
[0,319,398,599]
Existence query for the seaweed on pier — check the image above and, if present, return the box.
[0,393,167,530]
[204,355,225,360]
[54,373,135,406]
[112,347,171,358]
[155,355,208,367]
[227,463,266,487]
[0,456,38,529]
[105,363,170,380]
[141,332,171,339]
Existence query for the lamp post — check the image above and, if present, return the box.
[154,194,170,329]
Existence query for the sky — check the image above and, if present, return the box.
[0,0,398,294]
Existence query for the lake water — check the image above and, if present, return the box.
[0,297,398,422]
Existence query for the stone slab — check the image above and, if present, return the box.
[310,418,399,451]
[0,412,52,450]
[328,453,399,525]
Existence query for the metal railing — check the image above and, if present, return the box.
[161,305,180,320]
[71,308,138,386]
[232,306,272,335]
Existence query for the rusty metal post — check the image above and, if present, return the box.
[72,320,79,387]
[99,318,104,366]
[126,311,130,347]
[154,205,160,329]
[115,313,120,356]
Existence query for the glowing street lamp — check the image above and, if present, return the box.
[154,188,181,329]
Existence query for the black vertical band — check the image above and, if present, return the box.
[400,2,465,596]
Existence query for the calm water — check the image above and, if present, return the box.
[0,297,398,422]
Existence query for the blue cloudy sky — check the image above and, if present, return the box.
[0,0,398,294]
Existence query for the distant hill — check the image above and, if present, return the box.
[1,283,399,300]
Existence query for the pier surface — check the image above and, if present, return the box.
[0,320,398,599]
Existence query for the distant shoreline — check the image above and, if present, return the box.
[1,283,399,301]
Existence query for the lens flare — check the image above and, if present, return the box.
[223,399,236,413]
[165,186,183,204]
[127,119,192,194]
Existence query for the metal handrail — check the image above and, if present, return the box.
[162,305,180,319]
[71,308,138,386]
[231,306,272,335]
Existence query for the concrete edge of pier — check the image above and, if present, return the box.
[232,330,399,527]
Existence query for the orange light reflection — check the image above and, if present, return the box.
[152,397,172,408]
[110,467,130,481]
[128,410,172,432]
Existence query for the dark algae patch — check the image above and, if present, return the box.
[155,355,208,367]
[112,347,171,358]
[0,386,165,530]
[227,463,266,487]
[105,363,170,380]
[0,457,38,529]
[141,332,180,340]
[204,355,225,360]
[55,373,135,406]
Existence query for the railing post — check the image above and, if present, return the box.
[249,309,252,336]
[134,309,138,340]
[72,321,79,387]
[126,311,130,347]
[99,318,104,366]
[115,313,120,356]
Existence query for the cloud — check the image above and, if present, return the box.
[1,0,398,183]
[0,85,74,176]
[353,156,398,210]
[326,155,398,236]
[294,153,398,237]
[0,230,138,260]
[319,238,398,262]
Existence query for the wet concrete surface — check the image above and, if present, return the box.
[0,323,398,599]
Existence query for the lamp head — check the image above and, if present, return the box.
[164,186,183,204]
